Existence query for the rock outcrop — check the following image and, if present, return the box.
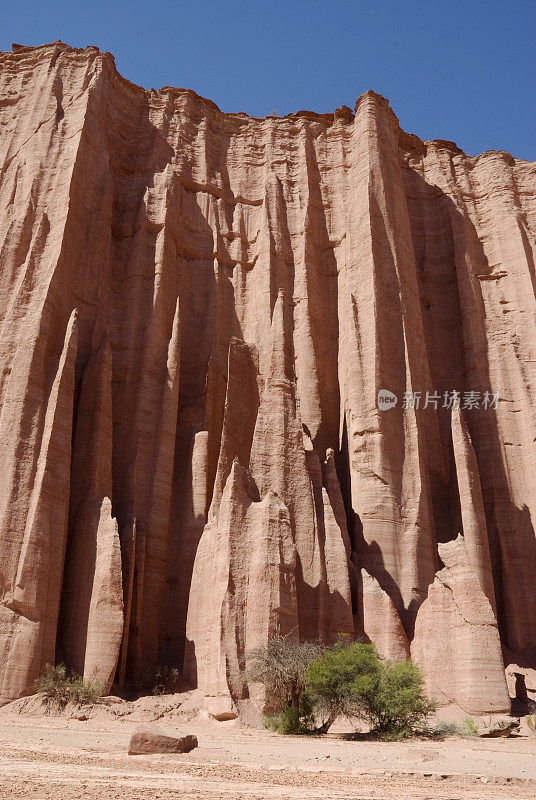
[411,538,510,713]
[450,406,496,612]
[355,568,410,663]
[184,458,299,699]
[1,42,535,710]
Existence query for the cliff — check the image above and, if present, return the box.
[1,42,535,712]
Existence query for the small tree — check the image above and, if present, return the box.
[305,642,436,738]
[246,630,323,710]
[305,641,380,731]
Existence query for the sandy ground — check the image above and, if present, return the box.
[0,693,535,800]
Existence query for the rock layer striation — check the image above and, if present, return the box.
[1,43,535,711]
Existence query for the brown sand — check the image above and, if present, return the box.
[0,694,534,799]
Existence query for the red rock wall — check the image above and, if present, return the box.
[1,43,535,711]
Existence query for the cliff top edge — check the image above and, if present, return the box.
[2,41,531,163]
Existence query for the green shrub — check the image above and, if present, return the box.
[277,706,306,734]
[527,715,536,736]
[35,663,103,710]
[246,630,323,710]
[262,696,314,735]
[262,713,282,731]
[360,659,436,739]
[305,642,436,738]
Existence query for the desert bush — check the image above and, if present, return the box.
[463,716,479,736]
[276,704,308,734]
[35,663,103,710]
[246,630,323,710]
[527,714,536,735]
[360,658,437,739]
[263,707,304,735]
[426,719,464,738]
[144,666,181,696]
[305,642,436,738]
[262,713,282,731]
[263,694,315,735]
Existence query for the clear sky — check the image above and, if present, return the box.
[2,0,535,160]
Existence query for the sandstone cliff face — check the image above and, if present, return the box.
[412,538,510,713]
[1,42,535,710]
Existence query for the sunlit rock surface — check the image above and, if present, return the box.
[1,42,535,711]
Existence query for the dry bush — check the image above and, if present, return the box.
[35,663,103,710]
[246,630,323,710]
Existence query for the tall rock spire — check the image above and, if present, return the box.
[451,406,496,613]
[58,335,123,691]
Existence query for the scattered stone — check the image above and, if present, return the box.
[403,748,441,763]
[479,716,520,738]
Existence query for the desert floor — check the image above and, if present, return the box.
[0,693,535,800]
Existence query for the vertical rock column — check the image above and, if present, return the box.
[0,311,78,701]
[249,290,328,641]
[338,92,437,628]
[184,461,298,701]
[412,537,510,713]
[451,407,496,613]
[58,336,123,690]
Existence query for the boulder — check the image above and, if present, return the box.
[204,695,238,721]
[128,725,198,755]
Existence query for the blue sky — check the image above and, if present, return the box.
[2,0,535,159]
